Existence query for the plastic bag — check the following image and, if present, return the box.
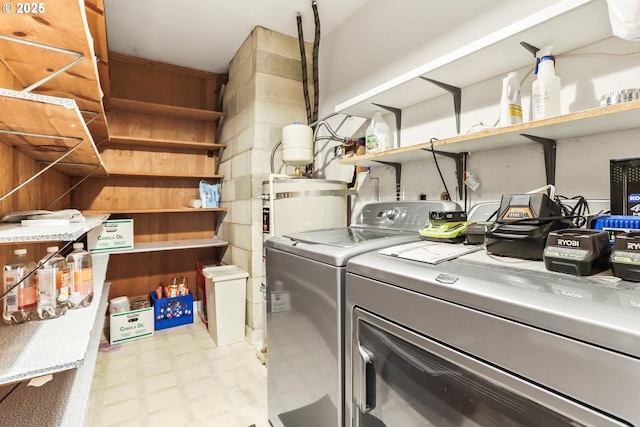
[607,0,640,41]
[199,180,220,208]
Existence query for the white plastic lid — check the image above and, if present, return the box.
[203,265,249,281]
[14,249,27,255]
[47,246,58,253]
[73,243,84,249]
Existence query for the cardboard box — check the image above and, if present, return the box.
[109,306,154,344]
[150,291,194,330]
[88,219,134,253]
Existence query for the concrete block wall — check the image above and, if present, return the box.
[219,26,311,354]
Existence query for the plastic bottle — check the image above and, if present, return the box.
[499,72,523,127]
[532,46,561,120]
[36,246,70,319]
[365,111,393,154]
[3,249,37,324]
[67,243,93,308]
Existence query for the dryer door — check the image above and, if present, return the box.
[352,308,630,427]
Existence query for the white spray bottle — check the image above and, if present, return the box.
[531,46,561,120]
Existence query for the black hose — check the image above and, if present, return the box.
[296,12,312,125]
[311,1,320,124]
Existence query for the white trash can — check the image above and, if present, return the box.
[203,265,249,346]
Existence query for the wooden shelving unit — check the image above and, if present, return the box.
[111,97,226,121]
[0,89,107,177]
[0,0,109,139]
[72,54,228,299]
[340,100,640,166]
[108,135,225,151]
[106,238,228,255]
[84,207,226,214]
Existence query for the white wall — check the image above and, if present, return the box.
[316,0,640,214]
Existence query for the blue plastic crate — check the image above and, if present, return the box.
[150,291,194,330]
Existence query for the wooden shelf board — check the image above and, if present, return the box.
[0,89,105,176]
[108,135,225,151]
[340,101,640,166]
[104,170,224,179]
[83,208,227,214]
[0,255,109,386]
[107,238,229,254]
[0,0,108,138]
[110,97,225,121]
[335,0,613,118]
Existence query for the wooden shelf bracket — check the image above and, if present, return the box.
[520,134,557,186]
[419,77,462,135]
[0,34,84,93]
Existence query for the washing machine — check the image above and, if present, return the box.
[265,200,460,427]
[344,243,640,427]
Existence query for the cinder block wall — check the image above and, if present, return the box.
[219,26,311,353]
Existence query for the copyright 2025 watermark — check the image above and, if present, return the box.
[2,2,46,13]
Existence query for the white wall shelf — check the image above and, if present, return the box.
[339,100,640,167]
[0,214,109,243]
[0,253,110,387]
[105,238,229,255]
[334,0,612,118]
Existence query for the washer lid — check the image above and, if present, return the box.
[284,227,404,248]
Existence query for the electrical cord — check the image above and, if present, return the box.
[430,138,452,201]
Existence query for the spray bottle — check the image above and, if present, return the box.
[532,46,561,120]
[499,72,523,127]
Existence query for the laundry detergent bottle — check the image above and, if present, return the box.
[499,72,523,126]
[365,111,393,154]
[532,46,561,120]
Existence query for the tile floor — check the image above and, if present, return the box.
[87,316,269,427]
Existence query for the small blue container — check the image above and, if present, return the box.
[150,291,194,330]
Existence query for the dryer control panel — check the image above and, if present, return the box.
[354,201,462,231]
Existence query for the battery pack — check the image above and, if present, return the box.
[611,232,640,282]
[543,229,611,276]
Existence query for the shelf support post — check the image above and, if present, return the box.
[373,161,402,201]
[421,149,467,199]
[419,77,462,135]
[372,103,402,147]
[520,134,557,186]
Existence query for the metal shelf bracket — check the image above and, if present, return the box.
[521,134,557,186]
[419,77,462,135]
[373,161,402,201]
[421,149,467,199]
[372,103,402,147]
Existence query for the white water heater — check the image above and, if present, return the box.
[262,178,348,238]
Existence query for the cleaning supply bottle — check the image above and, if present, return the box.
[3,248,37,324]
[365,111,393,154]
[532,46,561,120]
[499,72,523,126]
[36,246,69,319]
[67,243,93,308]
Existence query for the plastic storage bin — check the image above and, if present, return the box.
[203,265,248,346]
